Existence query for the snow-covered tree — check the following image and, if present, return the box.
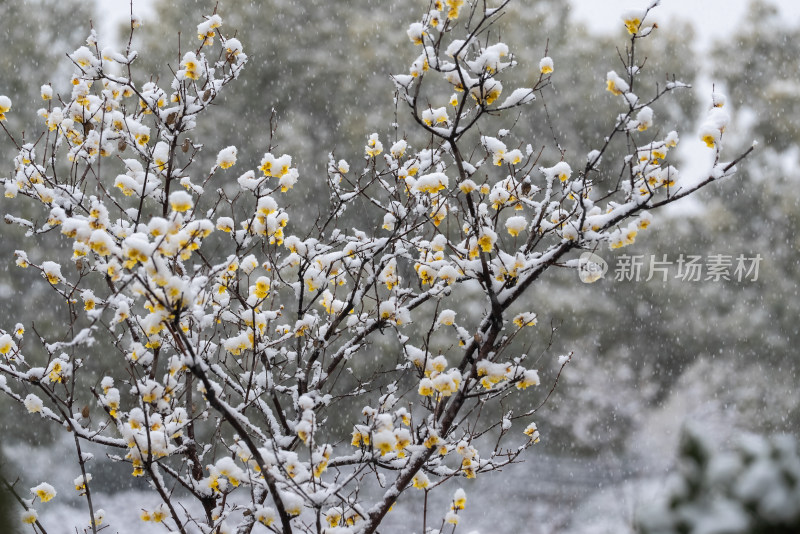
[637,427,800,534]
[0,2,752,533]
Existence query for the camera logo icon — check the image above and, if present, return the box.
[578,252,608,283]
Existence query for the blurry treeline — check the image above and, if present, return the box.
[0,0,797,481]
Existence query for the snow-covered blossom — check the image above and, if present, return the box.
[477,227,497,252]
[169,191,194,212]
[390,139,407,159]
[606,71,630,96]
[414,172,448,194]
[41,261,63,285]
[365,133,383,157]
[412,472,430,489]
[74,473,92,493]
[422,106,448,126]
[513,312,537,328]
[505,216,527,236]
[21,509,37,525]
[524,422,540,442]
[699,124,721,149]
[516,369,540,389]
[197,14,222,46]
[438,309,456,326]
[24,394,43,414]
[471,78,503,105]
[407,22,426,45]
[31,482,56,503]
[542,161,572,182]
[622,9,646,34]
[0,334,16,355]
[482,135,507,165]
[255,507,276,527]
[445,0,464,19]
[0,96,10,121]
[216,146,237,169]
[180,51,201,80]
[539,56,553,74]
[698,101,729,149]
[635,106,654,131]
[453,488,467,510]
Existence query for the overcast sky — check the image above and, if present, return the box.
[570,0,800,49]
[94,0,800,48]
[90,0,796,183]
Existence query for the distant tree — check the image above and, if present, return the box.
[637,426,800,534]
[132,0,417,177]
[0,1,751,533]
[0,0,94,445]
[0,462,16,534]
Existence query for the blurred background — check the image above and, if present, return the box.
[0,0,798,532]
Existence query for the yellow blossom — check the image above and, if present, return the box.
[31,483,56,503]
[446,0,464,19]
[412,473,430,489]
[625,16,642,35]
[21,509,38,524]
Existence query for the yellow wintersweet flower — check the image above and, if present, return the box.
[513,312,537,328]
[216,146,237,169]
[622,11,643,34]
[74,474,92,493]
[169,191,193,212]
[21,509,38,524]
[452,488,466,510]
[134,132,149,145]
[31,483,56,503]
[181,52,200,80]
[477,230,496,252]
[446,0,464,19]
[515,369,540,389]
[539,57,553,74]
[254,276,270,299]
[365,133,383,157]
[352,427,370,447]
[412,473,430,489]
[0,95,12,121]
[524,422,541,443]
[699,124,720,149]
[424,434,440,449]
[418,378,435,397]
[0,334,16,355]
[256,508,276,526]
[47,361,64,383]
[606,71,629,96]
